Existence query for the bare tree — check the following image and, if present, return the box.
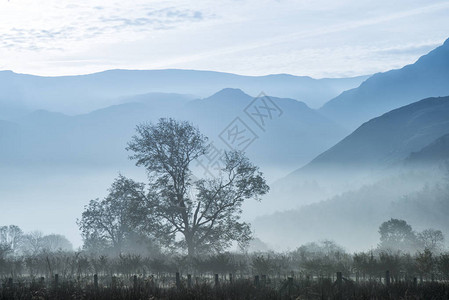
[21,231,45,255]
[41,234,73,252]
[416,248,434,278]
[127,118,269,257]
[418,229,445,253]
[0,225,23,255]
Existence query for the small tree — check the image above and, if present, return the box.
[41,234,73,252]
[251,255,274,275]
[21,231,45,255]
[127,118,269,257]
[417,229,445,253]
[438,253,449,279]
[378,219,418,252]
[78,175,156,255]
[0,225,23,256]
[416,248,434,279]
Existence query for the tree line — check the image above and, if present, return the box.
[0,225,72,257]
[2,239,449,282]
[1,216,447,284]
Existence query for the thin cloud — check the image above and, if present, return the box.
[0,0,448,77]
[0,2,209,51]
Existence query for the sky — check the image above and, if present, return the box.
[0,0,449,78]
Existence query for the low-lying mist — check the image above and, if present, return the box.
[253,163,449,252]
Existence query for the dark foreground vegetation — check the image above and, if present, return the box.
[2,243,449,299]
[2,272,449,299]
[2,216,449,299]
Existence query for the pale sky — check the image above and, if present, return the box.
[0,0,448,77]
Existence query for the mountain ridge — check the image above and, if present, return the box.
[0,69,369,120]
[281,96,449,183]
[320,38,449,129]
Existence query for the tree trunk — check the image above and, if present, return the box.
[185,232,196,257]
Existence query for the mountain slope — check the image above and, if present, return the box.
[265,96,449,211]
[0,69,368,120]
[406,133,449,164]
[320,38,449,129]
[306,96,449,170]
[180,89,347,178]
[253,170,447,251]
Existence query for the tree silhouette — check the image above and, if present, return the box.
[378,218,417,252]
[78,175,157,255]
[127,118,269,257]
[0,225,23,255]
[417,229,444,253]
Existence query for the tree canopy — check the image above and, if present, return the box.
[78,175,159,255]
[378,218,418,252]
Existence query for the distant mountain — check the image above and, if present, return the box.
[0,120,20,161]
[180,88,347,176]
[320,38,449,129]
[0,92,186,168]
[117,92,195,107]
[0,88,347,181]
[265,96,449,211]
[0,69,368,120]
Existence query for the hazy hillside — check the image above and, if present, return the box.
[320,38,449,129]
[266,96,449,211]
[0,94,189,166]
[181,88,346,176]
[0,88,347,179]
[406,133,449,164]
[253,169,448,252]
[306,96,449,170]
[0,69,368,120]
